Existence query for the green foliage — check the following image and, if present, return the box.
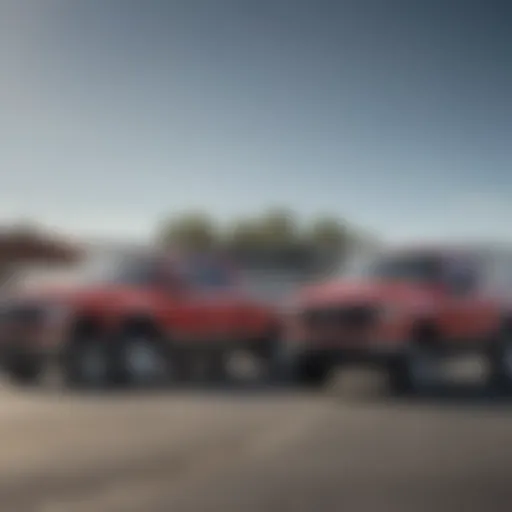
[156,211,217,251]
[227,219,262,250]
[156,208,358,258]
[256,208,298,245]
[307,216,350,250]
[227,208,300,251]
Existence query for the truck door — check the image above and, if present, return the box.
[172,256,239,343]
[440,254,497,342]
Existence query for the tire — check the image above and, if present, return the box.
[110,328,170,389]
[247,327,287,385]
[250,338,278,384]
[4,356,44,387]
[388,343,439,396]
[224,336,286,387]
[293,354,331,388]
[488,325,512,393]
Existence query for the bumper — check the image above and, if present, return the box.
[0,329,62,368]
[283,342,406,367]
[0,342,55,367]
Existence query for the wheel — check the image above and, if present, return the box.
[247,329,287,385]
[111,329,170,389]
[488,325,512,393]
[4,355,44,387]
[261,339,292,385]
[293,354,331,388]
[388,343,439,396]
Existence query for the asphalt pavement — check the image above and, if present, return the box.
[1,373,512,512]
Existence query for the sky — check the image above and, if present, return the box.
[0,0,510,244]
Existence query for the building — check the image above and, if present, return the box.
[0,227,83,285]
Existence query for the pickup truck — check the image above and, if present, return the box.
[282,244,512,394]
[0,250,280,388]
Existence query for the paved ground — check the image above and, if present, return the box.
[1,374,512,512]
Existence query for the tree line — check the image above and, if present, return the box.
[155,208,377,270]
[0,210,379,275]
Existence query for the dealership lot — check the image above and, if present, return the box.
[0,377,512,512]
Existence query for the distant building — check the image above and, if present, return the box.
[0,227,83,285]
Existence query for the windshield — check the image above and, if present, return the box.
[175,257,234,289]
[341,253,443,284]
[11,254,236,290]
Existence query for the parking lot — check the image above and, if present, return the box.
[1,372,512,512]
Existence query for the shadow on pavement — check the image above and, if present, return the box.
[7,369,512,411]
[327,379,512,411]
[393,384,512,408]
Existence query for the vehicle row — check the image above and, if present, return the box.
[1,244,512,395]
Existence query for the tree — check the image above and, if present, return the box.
[227,219,262,251]
[255,208,299,249]
[156,211,217,251]
[308,216,350,251]
[0,221,82,286]
[154,208,366,273]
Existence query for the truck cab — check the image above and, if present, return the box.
[0,250,279,388]
[284,244,512,393]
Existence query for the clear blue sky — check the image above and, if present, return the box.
[0,0,510,243]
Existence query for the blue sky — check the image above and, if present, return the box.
[0,0,510,243]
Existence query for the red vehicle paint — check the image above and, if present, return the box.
[0,250,279,388]
[284,244,512,393]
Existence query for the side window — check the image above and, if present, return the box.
[158,261,187,290]
[174,257,233,290]
[483,253,512,296]
[442,255,480,294]
[191,264,232,289]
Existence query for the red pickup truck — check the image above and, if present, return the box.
[0,250,280,388]
[282,244,512,394]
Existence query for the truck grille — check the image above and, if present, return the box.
[302,305,377,330]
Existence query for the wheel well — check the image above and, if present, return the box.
[62,316,103,362]
[119,315,161,337]
[410,320,441,348]
[501,314,512,333]
[70,316,102,338]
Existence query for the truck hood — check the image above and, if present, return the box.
[295,279,437,308]
[1,283,274,314]
[2,283,151,309]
